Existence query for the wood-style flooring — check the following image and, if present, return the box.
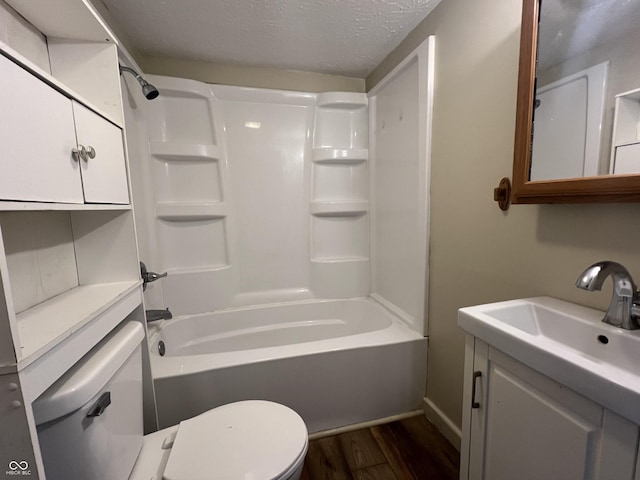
[301,414,460,480]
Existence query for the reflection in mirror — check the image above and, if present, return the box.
[531,0,640,181]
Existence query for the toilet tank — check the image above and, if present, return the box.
[32,321,145,480]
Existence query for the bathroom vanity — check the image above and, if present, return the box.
[459,297,640,479]
[0,2,150,478]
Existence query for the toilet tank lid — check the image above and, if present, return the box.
[32,321,145,425]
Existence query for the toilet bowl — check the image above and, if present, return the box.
[32,321,308,480]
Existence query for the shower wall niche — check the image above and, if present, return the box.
[142,77,233,314]
[310,93,370,298]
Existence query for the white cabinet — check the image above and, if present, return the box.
[0,53,129,204]
[0,53,81,203]
[461,336,639,480]
[73,102,129,203]
[0,3,149,477]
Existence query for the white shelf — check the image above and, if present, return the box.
[16,281,140,366]
[4,0,118,44]
[312,148,368,164]
[155,202,227,221]
[150,142,221,161]
[0,201,131,212]
[317,92,368,109]
[166,265,232,275]
[310,201,368,216]
[0,42,123,128]
[311,256,369,263]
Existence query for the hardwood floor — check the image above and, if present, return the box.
[301,415,460,480]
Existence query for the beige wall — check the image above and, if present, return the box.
[139,54,365,93]
[369,0,640,434]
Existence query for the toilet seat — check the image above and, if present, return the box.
[148,400,308,480]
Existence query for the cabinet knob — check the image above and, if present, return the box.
[71,146,83,162]
[71,145,96,161]
[72,145,89,161]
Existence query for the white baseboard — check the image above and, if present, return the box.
[308,410,424,440]
[423,397,462,451]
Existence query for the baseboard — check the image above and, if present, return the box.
[423,397,462,451]
[308,410,424,440]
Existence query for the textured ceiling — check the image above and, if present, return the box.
[538,0,640,69]
[99,0,441,78]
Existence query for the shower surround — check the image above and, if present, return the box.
[122,38,434,432]
[140,77,372,314]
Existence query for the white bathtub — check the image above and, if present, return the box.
[149,298,427,433]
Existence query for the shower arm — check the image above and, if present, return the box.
[119,64,159,100]
[120,65,146,85]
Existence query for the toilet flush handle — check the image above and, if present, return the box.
[87,392,112,417]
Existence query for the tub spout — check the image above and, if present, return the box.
[146,308,172,323]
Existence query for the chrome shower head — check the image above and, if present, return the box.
[140,80,159,100]
[119,65,159,100]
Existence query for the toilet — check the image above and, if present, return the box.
[32,321,308,480]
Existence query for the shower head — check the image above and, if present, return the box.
[140,80,160,100]
[119,65,159,100]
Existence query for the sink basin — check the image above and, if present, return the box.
[459,297,640,425]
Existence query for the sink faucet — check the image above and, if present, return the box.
[576,261,640,330]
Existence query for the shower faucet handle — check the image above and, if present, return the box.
[140,262,167,291]
[146,271,167,282]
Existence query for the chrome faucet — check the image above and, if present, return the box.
[140,262,167,291]
[576,261,640,330]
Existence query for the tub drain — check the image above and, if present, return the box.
[158,340,166,356]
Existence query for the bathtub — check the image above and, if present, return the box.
[149,298,427,433]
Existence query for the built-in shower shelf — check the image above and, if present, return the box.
[312,148,368,164]
[311,256,369,263]
[317,92,368,109]
[150,142,221,161]
[155,203,227,221]
[167,265,231,275]
[310,201,368,217]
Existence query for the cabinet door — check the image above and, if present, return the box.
[0,54,83,203]
[464,342,639,480]
[72,102,129,204]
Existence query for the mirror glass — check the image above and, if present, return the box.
[530,0,640,181]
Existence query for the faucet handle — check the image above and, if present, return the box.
[140,262,168,291]
[146,271,167,281]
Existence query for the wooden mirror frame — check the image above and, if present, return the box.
[512,0,640,203]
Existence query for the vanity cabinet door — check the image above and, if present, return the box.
[0,54,83,203]
[73,102,129,204]
[461,337,639,480]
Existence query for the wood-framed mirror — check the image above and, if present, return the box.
[512,0,640,203]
